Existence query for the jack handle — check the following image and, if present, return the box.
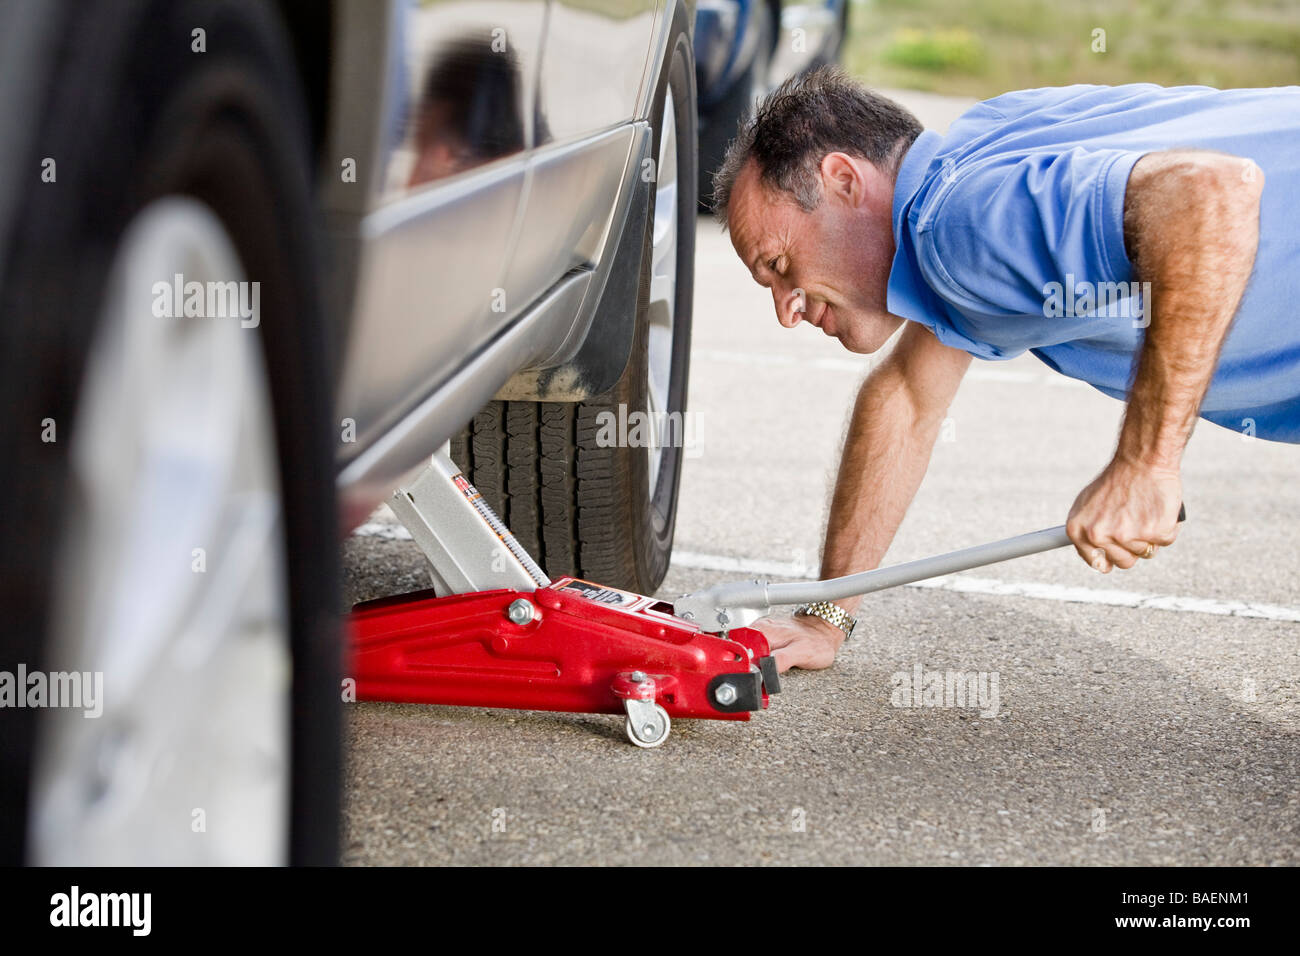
[674,504,1185,632]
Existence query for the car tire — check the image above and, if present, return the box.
[0,0,339,864]
[452,8,697,596]
[812,1,851,70]
[696,1,773,208]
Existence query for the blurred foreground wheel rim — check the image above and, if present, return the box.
[646,94,679,500]
[29,197,291,864]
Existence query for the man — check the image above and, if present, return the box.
[714,68,1298,673]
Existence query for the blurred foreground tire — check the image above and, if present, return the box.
[0,0,339,864]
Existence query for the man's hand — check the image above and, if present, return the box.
[752,613,847,673]
[1066,456,1182,572]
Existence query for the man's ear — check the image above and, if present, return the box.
[820,152,866,207]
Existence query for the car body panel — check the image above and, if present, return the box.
[325,0,691,527]
[0,0,694,532]
[499,124,635,329]
[336,267,593,529]
[335,159,526,462]
[536,0,659,144]
[335,0,544,461]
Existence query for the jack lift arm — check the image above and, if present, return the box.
[349,449,1183,747]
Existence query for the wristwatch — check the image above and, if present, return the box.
[795,601,856,641]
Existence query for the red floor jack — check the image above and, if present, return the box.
[349,449,1183,747]
[349,450,779,747]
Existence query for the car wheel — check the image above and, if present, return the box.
[452,8,697,595]
[0,0,339,864]
[812,1,852,69]
[696,1,774,208]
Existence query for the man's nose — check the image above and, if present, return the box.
[774,284,806,329]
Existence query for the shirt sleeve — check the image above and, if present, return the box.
[914,147,1146,320]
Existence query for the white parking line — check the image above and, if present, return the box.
[692,348,1089,388]
[693,348,866,374]
[669,549,1300,623]
[349,523,1300,622]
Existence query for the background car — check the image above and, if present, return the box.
[0,0,697,865]
[694,0,849,205]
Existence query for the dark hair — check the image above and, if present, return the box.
[712,66,923,223]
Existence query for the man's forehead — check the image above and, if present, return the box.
[728,162,779,255]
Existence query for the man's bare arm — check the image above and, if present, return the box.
[822,323,973,608]
[1067,150,1264,570]
[757,322,972,671]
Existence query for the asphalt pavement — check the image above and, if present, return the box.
[340,90,1299,866]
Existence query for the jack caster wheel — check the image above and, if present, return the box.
[624,703,671,748]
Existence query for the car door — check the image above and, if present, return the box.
[496,0,661,324]
[336,0,547,465]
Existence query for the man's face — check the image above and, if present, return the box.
[727,155,902,354]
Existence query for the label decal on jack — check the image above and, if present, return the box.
[554,578,641,608]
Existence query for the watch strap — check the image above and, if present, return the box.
[796,601,856,641]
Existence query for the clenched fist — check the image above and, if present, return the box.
[1066,456,1182,572]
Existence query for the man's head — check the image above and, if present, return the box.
[714,68,922,353]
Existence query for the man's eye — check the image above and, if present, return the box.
[767,258,780,272]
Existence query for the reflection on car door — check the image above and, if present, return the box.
[497,1,660,333]
[337,0,546,461]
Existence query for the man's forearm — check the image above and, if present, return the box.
[821,362,947,615]
[1065,151,1263,571]
[1119,153,1264,468]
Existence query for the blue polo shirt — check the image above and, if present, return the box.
[888,83,1300,443]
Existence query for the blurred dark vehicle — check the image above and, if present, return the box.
[694,0,848,205]
[0,0,697,864]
